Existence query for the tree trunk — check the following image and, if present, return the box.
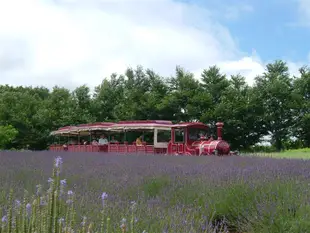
[275,137,283,152]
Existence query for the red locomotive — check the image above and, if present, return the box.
[49,120,233,156]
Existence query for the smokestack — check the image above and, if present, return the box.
[216,122,224,140]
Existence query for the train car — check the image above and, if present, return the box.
[49,122,115,152]
[49,120,232,156]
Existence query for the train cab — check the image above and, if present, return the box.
[167,122,231,156]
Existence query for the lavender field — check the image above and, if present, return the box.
[0,152,310,233]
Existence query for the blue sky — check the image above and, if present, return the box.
[225,1,309,62]
[186,0,310,62]
[0,0,309,89]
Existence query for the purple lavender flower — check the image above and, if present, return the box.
[36,184,42,196]
[101,192,108,208]
[55,156,63,168]
[1,215,7,223]
[130,201,137,211]
[15,200,21,209]
[26,203,31,216]
[60,179,66,196]
[81,216,87,226]
[66,190,74,205]
[60,179,66,186]
[48,178,53,184]
[40,196,48,206]
[55,156,63,175]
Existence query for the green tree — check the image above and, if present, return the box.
[292,66,310,147]
[159,66,212,122]
[213,74,266,149]
[0,125,18,149]
[0,60,309,151]
[120,66,156,120]
[0,86,49,149]
[72,85,95,124]
[139,69,171,120]
[254,60,296,151]
[40,86,77,128]
[200,65,230,125]
[109,66,170,120]
[92,73,125,121]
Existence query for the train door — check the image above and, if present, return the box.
[174,128,185,154]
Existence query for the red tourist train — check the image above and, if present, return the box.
[49,120,234,156]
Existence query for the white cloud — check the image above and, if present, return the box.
[0,0,299,90]
[222,4,253,20]
[297,0,310,23]
[289,0,310,27]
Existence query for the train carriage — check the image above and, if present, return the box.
[49,120,233,156]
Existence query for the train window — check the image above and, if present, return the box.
[157,130,171,142]
[174,129,184,143]
[143,132,154,144]
[188,128,209,141]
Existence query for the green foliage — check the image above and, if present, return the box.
[254,60,296,151]
[142,176,170,198]
[0,125,18,149]
[161,178,310,233]
[292,66,310,147]
[242,147,310,159]
[0,60,309,150]
[208,181,308,233]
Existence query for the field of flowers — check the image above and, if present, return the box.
[0,152,310,233]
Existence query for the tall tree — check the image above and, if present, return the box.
[122,66,153,120]
[200,65,230,125]
[213,74,266,149]
[159,66,212,122]
[140,69,171,120]
[93,73,125,121]
[112,66,167,120]
[0,86,50,149]
[43,86,76,128]
[72,85,95,123]
[292,66,310,147]
[254,60,295,151]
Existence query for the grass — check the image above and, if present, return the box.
[0,151,310,232]
[242,147,310,159]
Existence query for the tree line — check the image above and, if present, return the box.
[0,60,309,151]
